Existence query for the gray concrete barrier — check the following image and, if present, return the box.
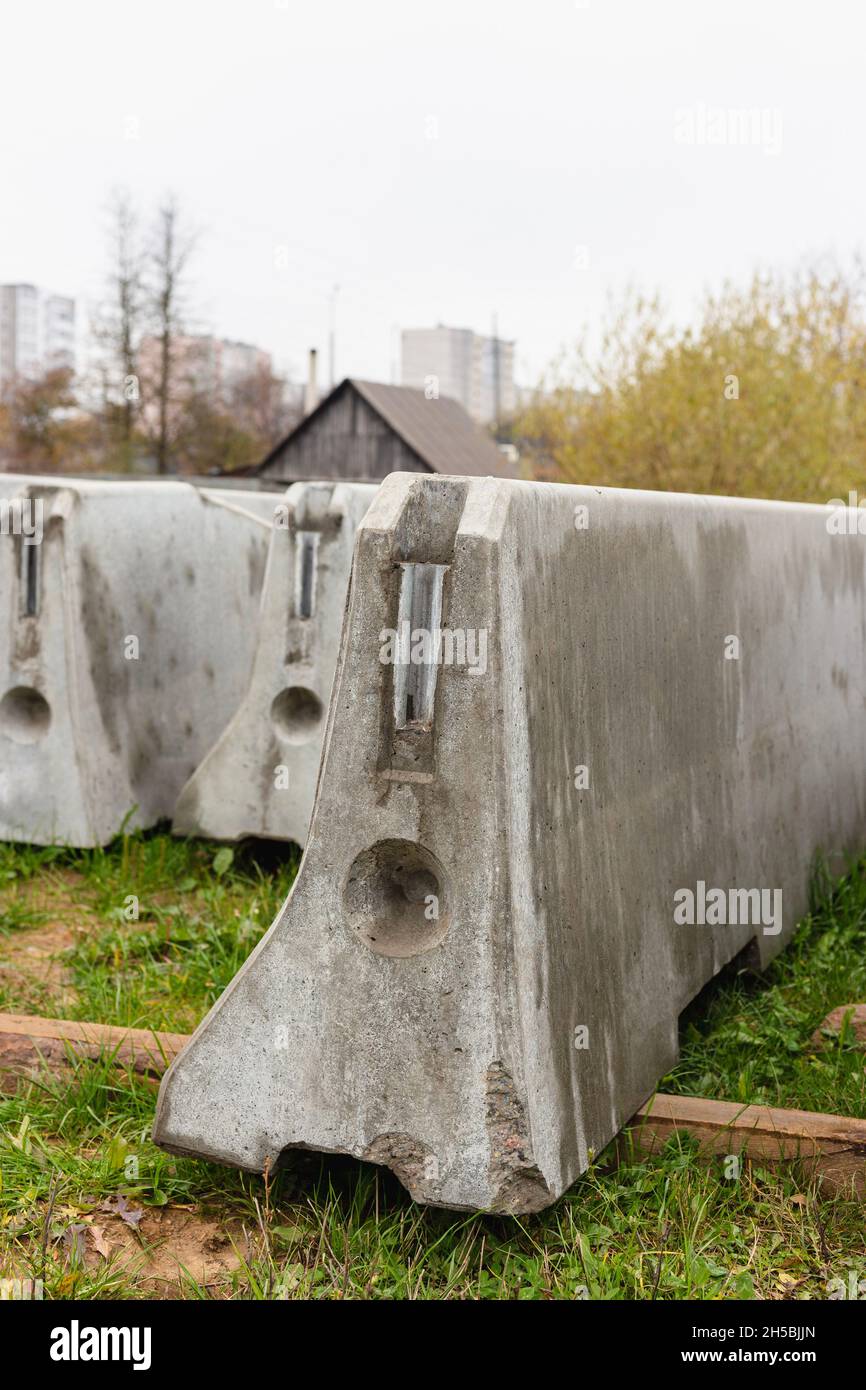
[172,481,377,845]
[0,475,277,846]
[154,473,866,1212]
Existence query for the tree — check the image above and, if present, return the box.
[226,360,302,451]
[0,368,99,473]
[167,361,300,475]
[87,191,304,476]
[144,196,197,474]
[170,390,262,475]
[95,188,146,462]
[515,262,866,503]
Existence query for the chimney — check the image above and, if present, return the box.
[304,348,319,415]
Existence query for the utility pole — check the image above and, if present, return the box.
[491,311,501,430]
[329,284,339,388]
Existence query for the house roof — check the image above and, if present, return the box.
[257,378,519,479]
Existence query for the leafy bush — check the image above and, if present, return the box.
[516,261,866,502]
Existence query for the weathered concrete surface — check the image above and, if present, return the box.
[154,474,866,1212]
[0,475,276,845]
[173,482,376,844]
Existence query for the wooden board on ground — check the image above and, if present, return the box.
[1,1011,864,1198]
[0,1011,187,1089]
[626,1093,866,1197]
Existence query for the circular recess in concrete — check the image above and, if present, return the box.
[0,686,52,744]
[343,839,451,958]
[270,686,323,744]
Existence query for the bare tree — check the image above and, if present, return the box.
[110,189,145,446]
[147,195,197,473]
[228,361,302,447]
[89,188,145,466]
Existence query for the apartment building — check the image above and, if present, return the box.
[0,283,76,393]
[400,323,516,424]
[137,333,271,401]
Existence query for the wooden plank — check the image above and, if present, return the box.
[2,1011,864,1198]
[626,1093,866,1196]
[0,1011,187,1089]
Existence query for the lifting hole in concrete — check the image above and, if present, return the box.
[344,839,450,958]
[294,531,319,619]
[270,686,323,744]
[0,686,51,744]
[393,562,447,729]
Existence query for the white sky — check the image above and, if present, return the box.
[2,0,864,387]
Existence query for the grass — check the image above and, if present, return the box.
[0,832,865,1300]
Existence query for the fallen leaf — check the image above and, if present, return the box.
[99,1195,143,1229]
[89,1224,111,1259]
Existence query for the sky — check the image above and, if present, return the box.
[2,0,865,389]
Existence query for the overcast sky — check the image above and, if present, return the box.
[2,0,864,387]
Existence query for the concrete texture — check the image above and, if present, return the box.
[154,474,866,1212]
[0,475,276,846]
[173,481,377,845]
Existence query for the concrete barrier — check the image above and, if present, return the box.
[0,475,276,846]
[173,481,377,845]
[154,474,866,1212]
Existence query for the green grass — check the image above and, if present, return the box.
[0,834,298,1031]
[1,833,865,1300]
[670,862,866,1120]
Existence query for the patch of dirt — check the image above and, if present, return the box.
[0,870,99,1010]
[85,1207,252,1297]
[811,1003,866,1048]
[6,1204,259,1299]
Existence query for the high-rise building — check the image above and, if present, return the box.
[137,333,271,402]
[0,283,76,393]
[400,324,515,424]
